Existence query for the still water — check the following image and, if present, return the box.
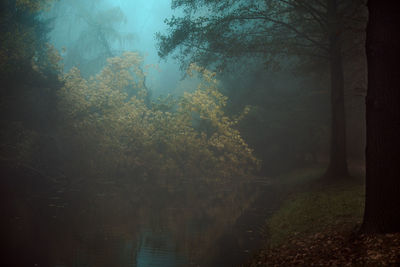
[3,172,276,267]
[136,230,185,267]
[72,229,186,267]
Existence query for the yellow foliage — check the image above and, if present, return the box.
[58,53,259,188]
[31,43,63,77]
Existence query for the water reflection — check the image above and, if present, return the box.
[136,230,186,267]
[70,228,189,267]
[73,233,136,267]
[2,170,270,267]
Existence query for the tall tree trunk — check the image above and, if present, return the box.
[325,0,349,178]
[361,0,400,233]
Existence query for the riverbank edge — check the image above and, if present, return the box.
[244,166,400,266]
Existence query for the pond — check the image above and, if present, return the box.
[2,172,277,267]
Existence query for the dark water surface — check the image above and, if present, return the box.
[2,170,278,267]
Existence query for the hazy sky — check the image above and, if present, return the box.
[49,0,182,96]
[116,0,173,59]
[116,0,182,95]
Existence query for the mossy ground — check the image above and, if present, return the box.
[266,175,364,246]
[246,166,400,266]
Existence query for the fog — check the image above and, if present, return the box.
[1,0,367,266]
[46,0,182,96]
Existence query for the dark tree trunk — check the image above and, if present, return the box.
[361,0,400,233]
[325,0,349,178]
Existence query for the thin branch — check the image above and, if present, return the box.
[224,13,329,52]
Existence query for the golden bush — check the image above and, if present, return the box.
[58,52,259,189]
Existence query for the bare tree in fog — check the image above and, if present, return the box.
[50,0,134,76]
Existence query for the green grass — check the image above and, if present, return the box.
[265,170,365,247]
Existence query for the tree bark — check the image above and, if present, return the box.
[361,0,400,233]
[325,0,349,178]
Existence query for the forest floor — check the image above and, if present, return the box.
[245,166,400,266]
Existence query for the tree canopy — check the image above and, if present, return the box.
[157,0,365,72]
[157,0,366,179]
[58,52,259,188]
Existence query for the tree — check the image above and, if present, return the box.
[0,0,57,83]
[361,0,400,233]
[47,0,134,76]
[57,52,260,217]
[0,1,65,265]
[157,0,366,178]
[0,0,62,155]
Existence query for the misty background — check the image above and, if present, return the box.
[45,0,182,95]
[1,0,367,266]
[44,0,366,175]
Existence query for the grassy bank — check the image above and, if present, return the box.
[247,168,400,266]
[265,180,364,247]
